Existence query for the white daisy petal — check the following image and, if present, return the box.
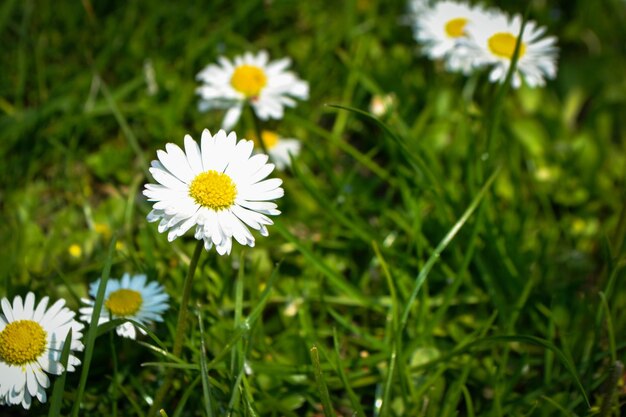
[144,129,283,254]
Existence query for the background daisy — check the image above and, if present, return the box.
[412,1,491,73]
[196,50,309,129]
[80,273,169,339]
[251,130,301,170]
[465,13,558,87]
[0,293,84,409]
[143,129,284,255]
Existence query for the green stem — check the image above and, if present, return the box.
[148,240,204,416]
[248,104,270,156]
[109,327,118,417]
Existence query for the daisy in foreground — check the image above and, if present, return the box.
[143,129,284,255]
[80,274,169,339]
[196,50,309,130]
[251,130,301,170]
[412,0,491,73]
[465,12,558,88]
[0,293,84,409]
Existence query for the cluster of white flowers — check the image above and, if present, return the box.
[408,0,558,88]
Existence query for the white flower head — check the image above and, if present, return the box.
[412,1,492,73]
[79,274,169,340]
[143,129,284,255]
[196,50,309,130]
[0,293,84,409]
[252,130,301,170]
[465,12,558,88]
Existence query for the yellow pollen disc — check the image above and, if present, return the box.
[230,65,267,98]
[105,289,143,316]
[189,170,237,210]
[444,18,468,38]
[488,32,526,59]
[0,320,48,366]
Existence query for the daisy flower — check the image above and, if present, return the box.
[79,274,169,340]
[464,12,558,88]
[0,293,84,409]
[143,129,283,255]
[196,50,309,130]
[412,1,492,73]
[251,130,301,170]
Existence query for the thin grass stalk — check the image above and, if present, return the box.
[197,308,215,417]
[71,237,117,417]
[248,104,269,156]
[399,167,500,332]
[148,240,204,416]
[310,345,337,417]
[109,328,119,417]
[47,329,72,417]
[599,361,623,417]
[484,12,529,169]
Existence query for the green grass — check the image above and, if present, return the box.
[1,0,626,416]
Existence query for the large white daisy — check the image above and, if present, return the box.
[0,293,84,409]
[196,50,309,130]
[143,129,283,255]
[79,274,169,340]
[464,12,558,88]
[412,1,492,74]
[252,130,301,171]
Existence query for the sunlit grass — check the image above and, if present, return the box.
[1,0,626,416]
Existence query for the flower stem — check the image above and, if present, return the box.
[248,104,270,156]
[149,240,204,416]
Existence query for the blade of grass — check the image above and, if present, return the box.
[96,318,169,352]
[310,345,337,417]
[109,330,118,417]
[330,328,367,417]
[400,167,500,332]
[273,221,377,310]
[599,292,617,363]
[47,329,72,417]
[97,74,149,177]
[71,236,117,417]
[204,262,281,369]
[197,308,215,417]
[171,375,201,417]
[327,103,454,221]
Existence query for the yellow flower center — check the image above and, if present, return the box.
[0,320,48,366]
[444,18,468,38]
[488,32,526,59]
[230,65,267,98]
[252,130,280,150]
[188,170,238,210]
[105,289,143,316]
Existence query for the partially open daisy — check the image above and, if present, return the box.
[196,50,309,130]
[412,1,491,73]
[79,274,169,340]
[0,293,84,409]
[143,129,283,255]
[251,130,301,170]
[465,13,558,88]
